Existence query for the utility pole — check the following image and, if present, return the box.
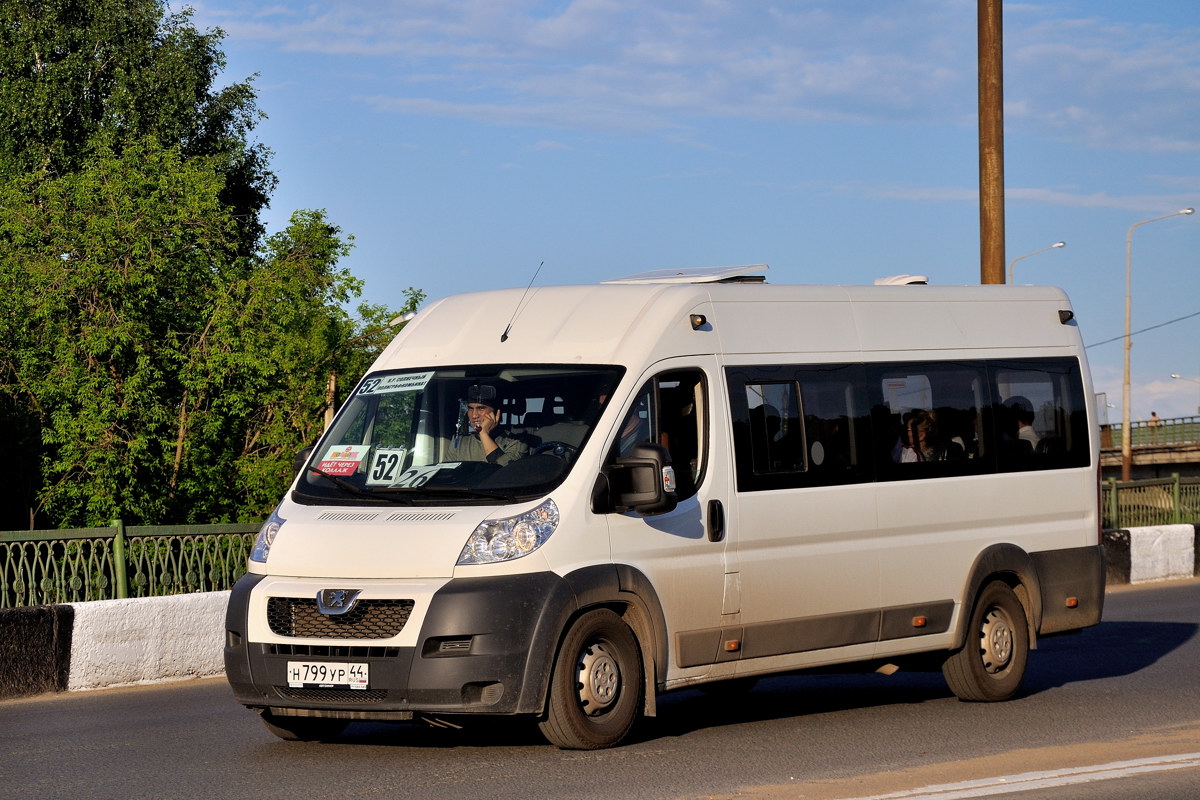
[978,0,1005,284]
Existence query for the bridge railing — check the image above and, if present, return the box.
[1102,415,1200,448]
[1102,474,1200,529]
[0,520,260,609]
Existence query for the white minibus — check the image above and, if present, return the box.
[225,265,1104,749]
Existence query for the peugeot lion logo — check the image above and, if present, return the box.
[316,588,363,615]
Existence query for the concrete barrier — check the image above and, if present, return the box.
[66,591,229,691]
[1,526,1197,700]
[1127,525,1196,584]
[1103,524,1198,585]
[0,604,73,697]
[1,591,228,700]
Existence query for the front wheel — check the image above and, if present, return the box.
[942,580,1029,702]
[538,608,643,750]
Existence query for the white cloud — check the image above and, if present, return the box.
[862,184,1197,214]
[362,94,682,134]
[1006,15,1200,152]
[197,1,1200,151]
[1006,188,1200,214]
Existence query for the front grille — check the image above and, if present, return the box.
[267,597,415,639]
[275,687,390,703]
[267,643,402,658]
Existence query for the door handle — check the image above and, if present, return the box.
[707,499,725,542]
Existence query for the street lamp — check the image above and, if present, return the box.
[1121,208,1195,480]
[1170,373,1200,416]
[1007,241,1065,283]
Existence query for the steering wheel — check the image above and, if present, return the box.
[531,440,579,459]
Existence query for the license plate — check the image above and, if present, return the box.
[286,661,369,690]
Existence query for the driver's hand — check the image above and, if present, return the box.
[477,408,499,436]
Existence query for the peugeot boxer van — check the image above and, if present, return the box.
[224,265,1104,749]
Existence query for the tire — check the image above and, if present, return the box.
[258,710,348,742]
[538,608,643,750]
[942,580,1029,702]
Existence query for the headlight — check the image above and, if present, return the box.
[250,508,285,563]
[457,499,559,565]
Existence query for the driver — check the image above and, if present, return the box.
[447,385,528,465]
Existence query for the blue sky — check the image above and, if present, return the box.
[187,0,1200,421]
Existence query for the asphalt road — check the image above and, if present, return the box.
[2,580,1198,800]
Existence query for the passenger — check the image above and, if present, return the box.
[448,385,529,465]
[893,409,964,462]
[1004,396,1040,451]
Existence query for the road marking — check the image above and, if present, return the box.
[842,752,1200,800]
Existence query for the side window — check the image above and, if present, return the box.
[870,362,989,481]
[746,382,805,473]
[612,369,707,501]
[728,364,868,491]
[991,358,1091,471]
[727,357,1091,491]
[615,383,656,458]
[798,366,868,481]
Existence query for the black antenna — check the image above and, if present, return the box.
[500,261,543,342]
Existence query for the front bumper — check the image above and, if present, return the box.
[224,570,578,719]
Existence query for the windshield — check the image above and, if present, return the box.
[294,364,625,505]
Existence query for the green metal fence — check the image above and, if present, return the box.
[0,520,260,609]
[1102,474,1200,530]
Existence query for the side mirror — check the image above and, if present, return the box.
[293,445,316,476]
[593,443,678,515]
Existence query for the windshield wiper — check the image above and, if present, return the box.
[306,466,518,503]
[305,466,415,505]
[374,486,517,502]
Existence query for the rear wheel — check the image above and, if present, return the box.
[258,710,348,742]
[538,608,643,750]
[942,580,1029,702]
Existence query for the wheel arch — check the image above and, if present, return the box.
[555,563,668,718]
[955,543,1042,651]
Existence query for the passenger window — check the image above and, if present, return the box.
[745,382,805,473]
[991,359,1090,471]
[728,357,1090,491]
[728,364,868,491]
[798,370,865,478]
[870,362,988,480]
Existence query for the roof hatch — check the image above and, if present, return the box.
[603,264,769,285]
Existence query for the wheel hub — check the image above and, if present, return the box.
[576,642,620,714]
[979,608,1013,674]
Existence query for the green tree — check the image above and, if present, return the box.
[169,212,424,522]
[0,2,422,528]
[0,0,272,244]
[0,139,235,524]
